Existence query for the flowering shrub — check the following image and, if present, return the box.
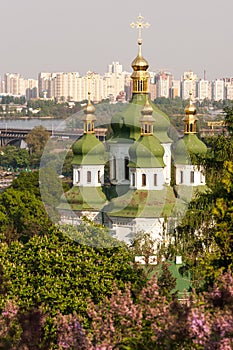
[1,271,233,349]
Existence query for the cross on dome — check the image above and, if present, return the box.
[130,14,150,45]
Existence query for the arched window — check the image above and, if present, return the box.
[132,172,135,187]
[190,123,193,132]
[98,170,101,183]
[190,171,194,183]
[87,171,91,183]
[125,157,129,180]
[142,173,146,187]
[77,170,80,183]
[180,171,183,184]
[113,157,116,180]
[154,174,157,186]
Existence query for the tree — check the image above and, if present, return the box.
[157,262,177,299]
[0,226,146,326]
[0,146,29,169]
[0,186,51,243]
[26,126,50,165]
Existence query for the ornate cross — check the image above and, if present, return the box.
[86,71,94,99]
[130,14,150,44]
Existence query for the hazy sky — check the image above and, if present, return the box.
[1,0,232,80]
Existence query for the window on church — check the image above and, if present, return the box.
[138,80,143,92]
[190,123,193,132]
[142,173,146,187]
[180,171,183,184]
[77,171,80,183]
[113,157,116,180]
[132,172,135,187]
[125,158,129,180]
[154,174,157,186]
[200,172,204,183]
[87,171,91,183]
[98,170,101,183]
[190,171,194,183]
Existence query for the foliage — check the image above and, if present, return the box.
[0,146,30,169]
[0,186,51,243]
[26,126,50,155]
[53,271,233,349]
[0,226,146,325]
[11,171,40,198]
[157,262,177,299]
[1,95,26,105]
[26,126,50,166]
[224,103,233,136]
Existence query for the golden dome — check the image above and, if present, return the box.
[141,97,153,116]
[185,93,196,115]
[84,93,95,115]
[131,43,149,71]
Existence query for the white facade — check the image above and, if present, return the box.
[162,142,172,185]
[175,164,206,186]
[129,167,164,190]
[60,210,103,226]
[181,71,198,99]
[109,217,166,245]
[155,71,173,98]
[109,142,132,185]
[197,79,211,101]
[73,164,105,187]
[212,79,225,101]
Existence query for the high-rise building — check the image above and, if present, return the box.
[197,79,211,101]
[212,79,225,101]
[224,78,233,100]
[155,71,173,98]
[181,71,198,99]
[171,80,181,99]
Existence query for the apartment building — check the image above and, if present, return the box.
[212,79,225,101]
[181,71,198,99]
[197,79,211,101]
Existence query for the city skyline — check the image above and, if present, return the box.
[0,0,232,80]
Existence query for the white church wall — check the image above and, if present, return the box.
[130,168,165,190]
[109,216,166,246]
[175,164,206,186]
[73,165,105,187]
[162,142,172,185]
[59,210,103,225]
[108,142,132,184]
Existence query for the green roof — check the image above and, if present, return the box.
[128,135,165,168]
[58,186,107,211]
[72,134,105,165]
[109,94,172,144]
[173,134,207,165]
[174,184,209,203]
[105,187,177,218]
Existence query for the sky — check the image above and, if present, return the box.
[0,0,232,80]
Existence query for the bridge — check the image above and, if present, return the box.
[0,128,107,147]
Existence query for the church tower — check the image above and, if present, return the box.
[108,15,172,189]
[58,92,107,225]
[128,97,165,191]
[173,93,207,199]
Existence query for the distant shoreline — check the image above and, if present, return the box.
[0,116,64,120]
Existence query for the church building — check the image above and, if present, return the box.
[58,16,207,246]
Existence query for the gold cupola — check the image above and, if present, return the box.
[130,15,150,95]
[82,92,96,134]
[183,92,198,134]
[139,97,154,135]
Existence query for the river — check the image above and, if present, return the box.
[0,118,69,131]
